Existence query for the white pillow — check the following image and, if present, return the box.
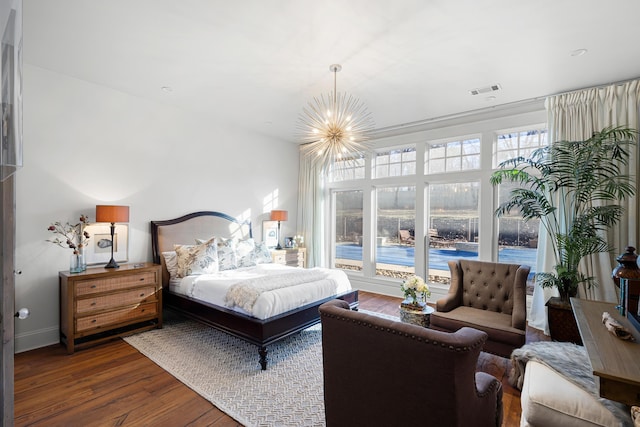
[175,237,219,277]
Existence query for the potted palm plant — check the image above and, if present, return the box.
[490,127,637,341]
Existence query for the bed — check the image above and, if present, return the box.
[150,211,359,370]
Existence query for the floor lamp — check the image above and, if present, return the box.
[270,210,288,250]
[95,205,130,268]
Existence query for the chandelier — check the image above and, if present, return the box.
[298,64,374,174]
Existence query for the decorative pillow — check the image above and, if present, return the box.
[235,238,257,268]
[175,237,219,277]
[254,241,272,264]
[216,237,238,271]
[162,251,179,279]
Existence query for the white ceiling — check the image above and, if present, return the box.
[23,0,640,142]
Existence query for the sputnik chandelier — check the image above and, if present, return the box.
[298,64,374,174]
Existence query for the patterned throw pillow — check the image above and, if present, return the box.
[162,251,179,279]
[175,237,218,277]
[254,241,272,264]
[235,238,257,268]
[217,237,238,271]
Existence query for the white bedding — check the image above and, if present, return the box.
[170,263,352,320]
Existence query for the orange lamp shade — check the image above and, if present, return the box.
[270,210,288,222]
[96,205,130,223]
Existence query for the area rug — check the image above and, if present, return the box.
[124,310,396,427]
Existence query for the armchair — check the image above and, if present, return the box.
[319,299,503,427]
[430,259,530,358]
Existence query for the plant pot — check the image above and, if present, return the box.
[546,296,582,345]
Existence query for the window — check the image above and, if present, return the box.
[334,190,363,271]
[426,137,480,174]
[428,182,479,285]
[375,147,416,178]
[376,186,416,279]
[494,127,548,283]
[494,128,547,167]
[325,112,547,294]
[329,156,365,182]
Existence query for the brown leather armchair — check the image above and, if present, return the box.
[319,299,503,427]
[430,259,530,358]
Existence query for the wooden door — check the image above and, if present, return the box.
[1,175,15,425]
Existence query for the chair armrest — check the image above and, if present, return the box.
[436,260,463,312]
[511,265,530,330]
[475,372,504,427]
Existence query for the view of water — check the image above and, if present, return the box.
[336,243,537,274]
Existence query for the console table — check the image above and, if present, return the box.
[571,298,640,406]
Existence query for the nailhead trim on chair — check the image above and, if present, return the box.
[320,311,486,351]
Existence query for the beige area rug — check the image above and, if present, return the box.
[124,310,396,427]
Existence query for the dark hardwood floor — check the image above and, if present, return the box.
[14,291,542,426]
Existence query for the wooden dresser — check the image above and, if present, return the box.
[271,248,306,268]
[59,263,162,353]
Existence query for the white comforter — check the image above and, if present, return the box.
[170,263,352,320]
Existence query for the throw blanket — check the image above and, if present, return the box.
[510,341,633,427]
[224,268,329,315]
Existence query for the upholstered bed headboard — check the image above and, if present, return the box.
[150,211,252,287]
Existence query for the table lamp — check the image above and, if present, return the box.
[96,205,130,268]
[270,210,288,250]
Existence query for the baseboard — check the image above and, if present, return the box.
[15,326,59,353]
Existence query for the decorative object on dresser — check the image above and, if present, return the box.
[59,262,162,353]
[46,214,91,273]
[271,247,306,268]
[269,209,287,250]
[95,205,130,268]
[150,211,358,370]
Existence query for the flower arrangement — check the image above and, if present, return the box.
[47,215,91,253]
[401,275,431,307]
[47,215,91,272]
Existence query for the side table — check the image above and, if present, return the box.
[399,304,435,328]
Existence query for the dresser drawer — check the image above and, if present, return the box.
[272,253,286,263]
[76,302,157,332]
[76,286,158,313]
[75,271,158,297]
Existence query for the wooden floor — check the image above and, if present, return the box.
[14,291,543,426]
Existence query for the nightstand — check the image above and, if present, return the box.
[59,262,162,353]
[271,248,307,268]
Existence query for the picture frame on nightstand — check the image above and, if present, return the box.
[262,220,278,248]
[84,224,129,265]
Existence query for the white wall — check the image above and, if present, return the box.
[14,65,300,352]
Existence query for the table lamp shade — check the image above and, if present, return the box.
[96,205,130,223]
[270,210,288,222]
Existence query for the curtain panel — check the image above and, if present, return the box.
[529,79,640,333]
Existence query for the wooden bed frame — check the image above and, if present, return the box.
[150,211,359,370]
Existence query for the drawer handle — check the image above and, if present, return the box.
[91,319,97,323]
[91,302,96,306]
[139,278,145,281]
[139,293,145,297]
[90,285,97,289]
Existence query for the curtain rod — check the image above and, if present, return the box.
[371,76,640,136]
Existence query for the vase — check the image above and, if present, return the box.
[612,246,640,288]
[70,251,85,273]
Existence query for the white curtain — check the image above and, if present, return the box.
[528,79,640,333]
[297,150,325,267]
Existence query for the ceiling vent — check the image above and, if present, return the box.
[470,84,501,96]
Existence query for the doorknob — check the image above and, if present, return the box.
[15,308,29,319]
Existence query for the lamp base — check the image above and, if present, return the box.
[104,257,120,269]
